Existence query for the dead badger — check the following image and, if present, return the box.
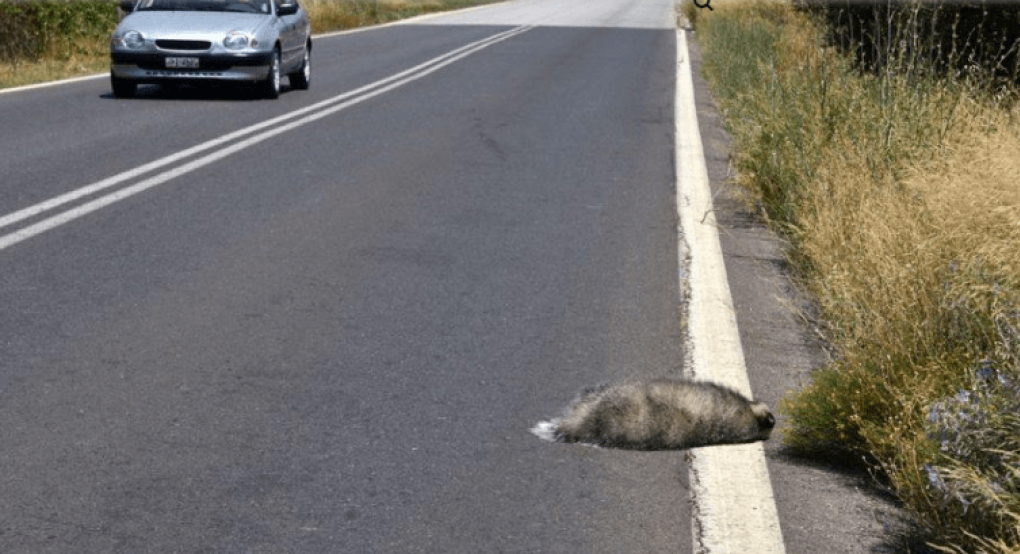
[532,378,775,450]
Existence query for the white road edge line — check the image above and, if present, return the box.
[0,25,531,252]
[674,28,786,554]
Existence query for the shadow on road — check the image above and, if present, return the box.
[101,82,294,101]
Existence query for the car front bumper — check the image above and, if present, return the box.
[111,51,274,83]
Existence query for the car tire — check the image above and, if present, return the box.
[261,48,281,99]
[289,45,311,90]
[111,75,136,98]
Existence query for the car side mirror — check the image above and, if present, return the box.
[277,2,298,15]
[118,0,136,12]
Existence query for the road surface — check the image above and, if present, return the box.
[0,0,696,552]
[1,0,903,550]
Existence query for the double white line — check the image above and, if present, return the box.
[0,25,532,252]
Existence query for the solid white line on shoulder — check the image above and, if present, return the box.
[674,27,786,554]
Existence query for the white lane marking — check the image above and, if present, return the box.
[0,25,531,252]
[0,72,110,96]
[0,25,526,232]
[674,29,786,554]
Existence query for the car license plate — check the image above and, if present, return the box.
[165,57,199,69]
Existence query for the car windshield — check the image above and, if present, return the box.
[135,0,271,13]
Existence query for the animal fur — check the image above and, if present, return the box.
[531,378,775,450]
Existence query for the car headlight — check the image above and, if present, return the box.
[224,31,257,50]
[114,30,146,49]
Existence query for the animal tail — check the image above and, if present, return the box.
[530,419,560,443]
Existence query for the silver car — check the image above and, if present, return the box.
[110,0,311,98]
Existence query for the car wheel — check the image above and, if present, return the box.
[289,45,311,90]
[111,75,136,98]
[260,48,281,99]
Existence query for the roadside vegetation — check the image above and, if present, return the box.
[0,0,117,88]
[302,0,492,32]
[0,0,498,90]
[683,0,1020,551]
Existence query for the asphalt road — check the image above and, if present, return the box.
[0,0,696,552]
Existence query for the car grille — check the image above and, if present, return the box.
[155,40,212,51]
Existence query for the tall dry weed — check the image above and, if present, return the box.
[911,108,1020,285]
[694,0,1020,550]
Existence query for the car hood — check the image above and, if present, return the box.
[119,11,269,38]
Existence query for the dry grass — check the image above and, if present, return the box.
[911,113,1020,281]
[691,0,1020,550]
[0,55,109,89]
